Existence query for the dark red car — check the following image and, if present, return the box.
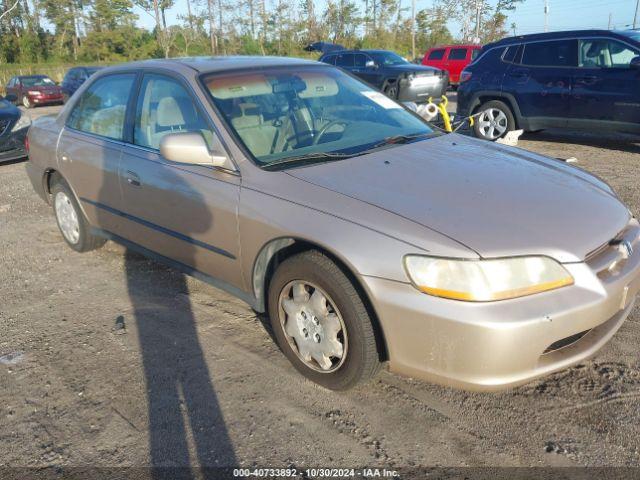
[422,45,482,85]
[5,75,64,109]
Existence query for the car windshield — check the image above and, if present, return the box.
[202,66,434,167]
[618,30,640,43]
[370,51,410,66]
[21,76,55,87]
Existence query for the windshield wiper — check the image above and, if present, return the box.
[262,151,356,171]
[371,132,435,149]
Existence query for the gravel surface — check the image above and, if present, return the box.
[1,104,640,473]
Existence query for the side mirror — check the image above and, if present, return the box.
[630,56,640,69]
[365,60,377,69]
[160,132,231,169]
[4,93,17,103]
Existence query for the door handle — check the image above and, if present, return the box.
[126,171,141,187]
[509,70,529,78]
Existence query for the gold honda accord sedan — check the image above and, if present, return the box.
[25,57,640,391]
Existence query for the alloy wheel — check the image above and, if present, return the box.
[478,107,508,140]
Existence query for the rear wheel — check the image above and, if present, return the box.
[51,180,106,252]
[268,250,381,390]
[473,99,515,141]
[384,83,398,99]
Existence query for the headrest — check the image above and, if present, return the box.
[157,97,186,127]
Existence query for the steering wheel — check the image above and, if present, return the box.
[312,119,350,145]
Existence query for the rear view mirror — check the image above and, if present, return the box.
[4,93,17,103]
[160,132,231,169]
[630,56,640,69]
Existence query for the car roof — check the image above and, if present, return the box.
[487,29,632,48]
[321,49,395,55]
[18,74,49,78]
[101,56,321,74]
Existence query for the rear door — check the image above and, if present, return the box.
[58,72,136,235]
[118,72,243,289]
[570,37,640,131]
[504,39,576,127]
[446,47,470,83]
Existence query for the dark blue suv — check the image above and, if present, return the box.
[457,30,640,140]
[61,66,102,102]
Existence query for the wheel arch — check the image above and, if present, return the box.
[470,91,524,129]
[253,237,389,362]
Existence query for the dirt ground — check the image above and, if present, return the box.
[1,103,640,475]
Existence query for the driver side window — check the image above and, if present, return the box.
[134,74,214,150]
[579,39,640,68]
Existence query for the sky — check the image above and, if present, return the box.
[134,0,640,39]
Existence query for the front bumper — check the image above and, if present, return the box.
[362,223,640,391]
[397,73,449,103]
[28,94,64,105]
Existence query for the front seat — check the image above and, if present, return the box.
[231,103,279,157]
[150,97,188,149]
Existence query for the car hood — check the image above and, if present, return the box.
[286,134,631,262]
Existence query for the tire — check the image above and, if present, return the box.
[384,82,398,99]
[51,180,106,253]
[473,99,515,141]
[267,250,381,390]
[22,95,32,109]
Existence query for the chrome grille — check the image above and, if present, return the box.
[587,221,640,279]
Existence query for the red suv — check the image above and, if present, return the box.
[422,45,482,85]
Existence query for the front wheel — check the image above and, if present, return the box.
[268,250,381,390]
[22,96,32,109]
[384,83,398,99]
[473,100,515,141]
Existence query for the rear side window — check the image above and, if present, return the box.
[522,40,577,67]
[335,53,354,67]
[471,49,480,60]
[428,49,445,60]
[322,55,336,65]
[67,73,135,141]
[502,45,521,63]
[448,48,468,60]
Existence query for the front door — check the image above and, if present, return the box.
[57,73,136,235]
[118,72,243,290]
[570,37,640,131]
[353,53,383,89]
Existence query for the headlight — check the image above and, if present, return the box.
[404,255,574,301]
[27,90,41,95]
[11,113,31,132]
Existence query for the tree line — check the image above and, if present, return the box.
[0,0,521,64]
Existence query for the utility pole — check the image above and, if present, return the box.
[544,0,549,32]
[634,0,639,29]
[475,0,482,43]
[608,12,612,29]
[411,0,416,60]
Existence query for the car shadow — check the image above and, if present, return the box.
[520,129,640,154]
[97,159,236,478]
